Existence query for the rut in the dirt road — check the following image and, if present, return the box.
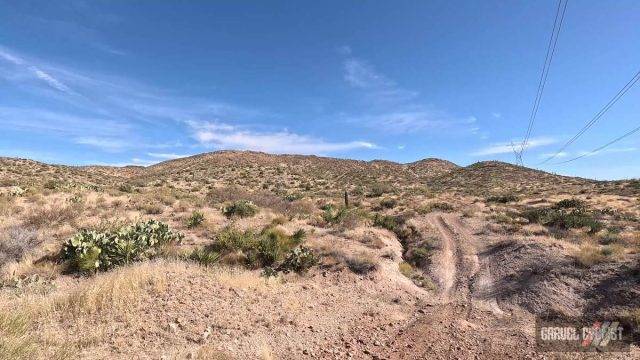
[427,213,479,302]
[381,213,537,359]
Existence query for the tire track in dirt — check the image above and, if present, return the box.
[426,214,457,300]
[427,213,479,303]
[380,213,534,359]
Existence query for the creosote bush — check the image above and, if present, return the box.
[554,198,585,209]
[522,207,603,234]
[417,202,454,214]
[208,225,314,273]
[62,219,184,273]
[222,200,258,218]
[486,194,518,203]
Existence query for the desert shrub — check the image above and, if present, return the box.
[0,226,41,266]
[574,244,605,267]
[222,200,258,218]
[187,248,220,266]
[211,225,314,272]
[213,226,257,253]
[208,187,312,217]
[321,206,366,229]
[135,201,163,215]
[598,232,621,245]
[379,198,397,209]
[253,227,305,267]
[486,194,518,203]
[522,207,603,234]
[279,246,317,273]
[345,253,377,274]
[186,211,205,228]
[409,246,431,265]
[43,179,58,190]
[398,261,413,277]
[554,198,585,209]
[398,261,435,289]
[22,202,83,228]
[118,183,133,193]
[61,220,183,273]
[373,214,399,232]
[67,194,84,204]
[417,202,454,214]
[368,183,393,197]
[600,244,624,258]
[270,216,287,226]
[9,186,26,197]
[284,192,303,202]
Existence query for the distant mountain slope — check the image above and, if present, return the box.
[1,152,637,196]
[430,161,605,196]
[406,158,459,179]
[136,151,449,195]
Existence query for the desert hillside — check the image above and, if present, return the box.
[0,151,638,359]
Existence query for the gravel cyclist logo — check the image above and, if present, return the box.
[536,318,630,352]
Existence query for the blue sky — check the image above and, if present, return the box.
[1,1,639,180]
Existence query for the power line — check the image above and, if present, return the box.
[518,0,568,164]
[538,68,640,165]
[553,124,640,164]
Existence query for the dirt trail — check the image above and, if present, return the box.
[380,213,538,359]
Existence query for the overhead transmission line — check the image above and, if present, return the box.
[538,68,640,165]
[553,124,640,164]
[517,0,568,165]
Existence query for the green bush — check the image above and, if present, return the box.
[211,225,311,271]
[43,179,58,190]
[417,202,454,214]
[554,198,585,209]
[118,183,133,193]
[62,219,183,273]
[222,200,258,218]
[486,194,518,203]
[373,214,399,232]
[522,207,603,234]
[213,226,257,253]
[186,211,205,228]
[345,253,377,274]
[368,183,393,197]
[379,198,397,209]
[410,246,431,265]
[279,246,317,273]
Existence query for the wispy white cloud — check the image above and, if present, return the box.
[540,151,569,159]
[340,51,476,135]
[343,58,418,104]
[0,107,130,136]
[471,137,556,156]
[30,67,75,94]
[0,48,24,65]
[74,136,130,152]
[577,147,637,157]
[190,121,376,155]
[0,47,76,95]
[146,152,191,160]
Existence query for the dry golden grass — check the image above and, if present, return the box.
[0,260,169,360]
[574,243,604,267]
[212,266,280,291]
